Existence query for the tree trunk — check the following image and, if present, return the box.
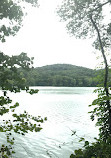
[90,15,111,135]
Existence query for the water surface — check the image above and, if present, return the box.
[0,87,98,158]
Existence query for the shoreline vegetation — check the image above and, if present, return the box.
[20,64,107,87]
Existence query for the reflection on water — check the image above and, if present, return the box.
[0,87,98,158]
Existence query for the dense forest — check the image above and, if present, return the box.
[20,64,102,87]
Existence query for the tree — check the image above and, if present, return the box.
[0,1,47,157]
[57,0,111,144]
[0,0,38,42]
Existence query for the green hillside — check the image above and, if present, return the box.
[23,64,99,87]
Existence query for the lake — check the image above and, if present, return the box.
[0,87,99,158]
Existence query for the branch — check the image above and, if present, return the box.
[90,0,110,13]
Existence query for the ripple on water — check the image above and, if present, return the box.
[0,87,98,158]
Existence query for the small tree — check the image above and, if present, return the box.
[0,1,47,157]
[57,0,111,141]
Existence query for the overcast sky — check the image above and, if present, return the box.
[1,0,99,69]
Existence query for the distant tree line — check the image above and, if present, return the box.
[19,64,105,87]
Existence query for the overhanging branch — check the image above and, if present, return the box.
[90,0,110,13]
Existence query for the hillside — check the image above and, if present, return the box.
[23,64,99,87]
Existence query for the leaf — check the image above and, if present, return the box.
[79,137,85,142]
[84,141,89,147]
[75,149,83,156]
[70,154,75,158]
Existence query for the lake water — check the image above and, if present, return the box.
[0,87,99,158]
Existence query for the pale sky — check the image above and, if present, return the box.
[0,0,99,69]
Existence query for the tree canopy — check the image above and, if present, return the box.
[20,64,99,87]
[58,0,111,51]
[0,0,38,42]
[58,0,111,157]
[0,1,47,157]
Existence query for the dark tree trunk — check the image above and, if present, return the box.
[90,15,111,135]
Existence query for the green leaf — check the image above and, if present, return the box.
[75,149,83,156]
[79,137,85,142]
[84,141,89,147]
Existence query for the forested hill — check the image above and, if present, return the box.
[23,64,99,87]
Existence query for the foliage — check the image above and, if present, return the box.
[70,137,111,158]
[58,0,111,157]
[70,86,111,158]
[57,0,111,135]
[0,52,47,157]
[57,0,111,51]
[89,87,111,140]
[0,0,47,157]
[0,0,38,43]
[20,64,99,87]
